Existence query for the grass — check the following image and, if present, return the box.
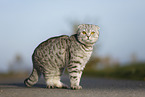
[0,72,29,80]
[0,62,145,81]
[84,62,145,81]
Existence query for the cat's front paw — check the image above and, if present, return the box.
[46,83,69,89]
[71,85,82,90]
[55,83,69,89]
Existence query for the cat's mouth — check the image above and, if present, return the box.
[84,38,97,44]
[84,39,93,43]
[78,37,96,45]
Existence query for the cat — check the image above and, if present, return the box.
[24,24,100,89]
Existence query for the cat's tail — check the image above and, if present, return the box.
[24,68,41,87]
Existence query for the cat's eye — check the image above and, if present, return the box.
[91,32,95,35]
[82,31,86,34]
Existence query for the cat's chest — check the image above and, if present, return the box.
[69,43,92,70]
[69,35,93,58]
[70,45,92,60]
[69,39,93,65]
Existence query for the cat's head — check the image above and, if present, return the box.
[77,24,100,47]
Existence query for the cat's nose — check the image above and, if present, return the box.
[87,36,90,39]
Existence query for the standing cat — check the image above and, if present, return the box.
[24,24,100,89]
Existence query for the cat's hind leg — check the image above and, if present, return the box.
[43,73,69,89]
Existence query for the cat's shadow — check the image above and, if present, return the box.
[0,83,46,88]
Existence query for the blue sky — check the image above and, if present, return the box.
[0,0,145,72]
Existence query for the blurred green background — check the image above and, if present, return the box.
[0,0,145,81]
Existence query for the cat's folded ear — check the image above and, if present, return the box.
[96,25,100,30]
[78,24,100,30]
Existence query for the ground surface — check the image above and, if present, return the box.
[0,75,145,97]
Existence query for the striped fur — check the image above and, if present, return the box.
[24,24,100,89]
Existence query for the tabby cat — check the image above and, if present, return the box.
[24,24,100,89]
